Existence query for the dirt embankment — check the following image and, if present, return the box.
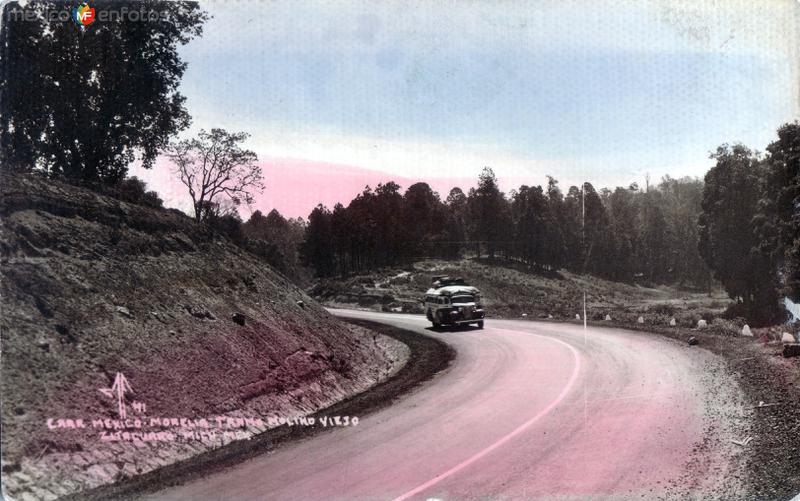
[0,173,408,500]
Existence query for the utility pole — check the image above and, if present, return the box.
[581,181,587,274]
[581,182,587,341]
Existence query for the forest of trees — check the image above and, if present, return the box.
[301,122,799,324]
[241,209,307,280]
[300,168,711,287]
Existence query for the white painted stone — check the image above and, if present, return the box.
[741,324,752,337]
[521,313,527,317]
[604,314,612,321]
[547,314,553,319]
[697,319,708,328]
[637,316,644,324]
[669,318,677,326]
[575,314,581,320]
[782,332,796,344]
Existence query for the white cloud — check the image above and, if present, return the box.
[244,125,565,181]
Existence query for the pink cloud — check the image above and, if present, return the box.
[250,157,478,219]
[134,156,546,220]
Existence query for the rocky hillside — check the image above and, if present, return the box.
[0,173,407,499]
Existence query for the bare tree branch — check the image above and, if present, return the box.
[166,128,263,221]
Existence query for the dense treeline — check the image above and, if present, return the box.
[242,209,307,280]
[301,182,463,278]
[302,122,800,324]
[300,167,711,287]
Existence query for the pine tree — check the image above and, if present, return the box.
[467,167,511,259]
[301,205,335,277]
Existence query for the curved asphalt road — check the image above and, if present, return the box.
[147,310,743,500]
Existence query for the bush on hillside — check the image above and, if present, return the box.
[105,177,164,208]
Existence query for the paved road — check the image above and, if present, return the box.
[147,310,743,500]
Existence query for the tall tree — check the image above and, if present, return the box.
[167,129,263,222]
[467,167,510,259]
[757,122,800,302]
[372,182,406,266]
[0,0,207,184]
[444,187,468,257]
[301,205,335,277]
[581,182,612,276]
[640,191,670,283]
[542,176,567,270]
[511,185,549,266]
[402,183,446,259]
[658,176,710,287]
[698,144,780,323]
[562,186,584,269]
[330,203,351,275]
[606,184,641,282]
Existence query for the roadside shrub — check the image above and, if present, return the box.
[722,302,753,321]
[707,318,741,336]
[648,304,676,316]
[696,308,716,322]
[674,311,699,328]
[244,238,287,273]
[206,213,244,245]
[108,177,164,208]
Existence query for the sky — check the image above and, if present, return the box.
[132,0,800,219]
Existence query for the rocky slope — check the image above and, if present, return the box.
[0,172,408,500]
